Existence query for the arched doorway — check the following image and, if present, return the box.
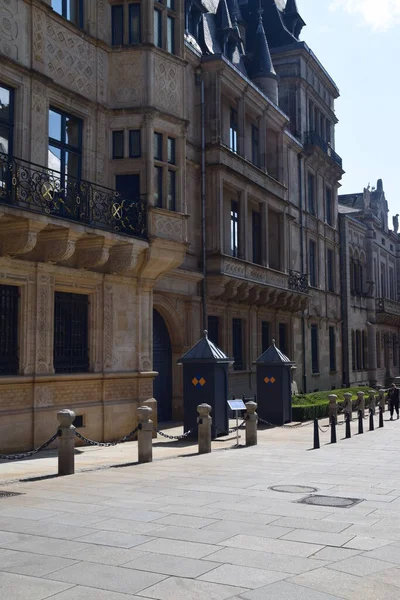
[153,308,172,422]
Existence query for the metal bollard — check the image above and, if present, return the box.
[369,391,376,415]
[379,405,384,428]
[57,409,76,476]
[137,406,153,463]
[313,418,320,449]
[330,415,337,444]
[379,389,386,413]
[197,404,212,454]
[343,392,353,421]
[328,394,338,424]
[358,409,364,434]
[345,411,351,439]
[245,401,258,446]
[369,407,375,432]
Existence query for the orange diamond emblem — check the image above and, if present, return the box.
[199,378,206,387]
[192,377,199,387]
[270,377,276,384]
[264,377,270,384]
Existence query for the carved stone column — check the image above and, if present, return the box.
[35,268,55,375]
[137,279,154,373]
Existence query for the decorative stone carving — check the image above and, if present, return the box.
[154,57,180,115]
[31,79,48,165]
[36,271,55,374]
[103,282,114,370]
[76,236,115,269]
[111,53,143,106]
[33,6,45,63]
[0,0,19,61]
[152,212,184,243]
[108,243,145,275]
[0,220,46,257]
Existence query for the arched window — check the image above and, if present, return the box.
[351,330,356,371]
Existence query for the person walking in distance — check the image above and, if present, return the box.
[387,383,400,420]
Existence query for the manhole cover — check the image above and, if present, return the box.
[0,491,24,498]
[270,485,318,494]
[299,495,362,508]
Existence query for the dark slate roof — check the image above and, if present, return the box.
[256,339,295,365]
[178,331,232,363]
[249,13,276,77]
[339,193,364,210]
[217,0,233,30]
[227,0,242,22]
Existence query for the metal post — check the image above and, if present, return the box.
[369,408,375,432]
[245,401,258,446]
[358,409,363,434]
[313,418,320,449]
[197,403,212,454]
[57,409,76,477]
[345,411,351,439]
[379,405,384,428]
[330,416,337,444]
[137,406,153,463]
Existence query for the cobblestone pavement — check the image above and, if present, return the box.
[0,413,399,599]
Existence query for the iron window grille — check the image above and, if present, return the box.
[0,285,19,375]
[54,292,89,374]
[232,318,244,371]
[0,83,14,158]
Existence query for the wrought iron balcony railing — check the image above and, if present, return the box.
[304,131,343,169]
[0,152,147,239]
[288,270,309,294]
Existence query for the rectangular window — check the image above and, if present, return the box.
[381,263,386,298]
[376,332,381,368]
[207,316,219,346]
[167,137,176,164]
[154,132,163,161]
[261,321,270,353]
[362,330,367,370]
[167,16,175,53]
[326,187,332,226]
[232,318,244,371]
[252,211,262,265]
[48,107,82,181]
[129,3,141,44]
[352,330,356,371]
[229,108,238,153]
[52,0,83,27]
[230,200,239,258]
[309,240,317,288]
[154,166,163,207]
[356,330,361,370]
[54,292,89,374]
[327,248,334,292]
[279,323,287,356]
[0,285,19,375]
[167,170,176,211]
[129,130,141,158]
[307,173,315,215]
[112,4,124,45]
[154,9,162,47]
[0,83,14,157]
[389,267,395,300]
[311,324,319,374]
[112,131,124,159]
[251,125,259,167]
[329,326,336,372]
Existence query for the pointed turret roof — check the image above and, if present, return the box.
[256,339,294,365]
[284,0,299,13]
[178,331,232,364]
[249,11,276,77]
[283,0,305,39]
[226,0,243,22]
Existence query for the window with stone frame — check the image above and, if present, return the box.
[229,108,238,153]
[362,330,367,370]
[252,210,262,265]
[326,186,333,226]
[309,239,317,288]
[54,292,89,374]
[327,248,334,293]
[230,200,239,258]
[251,124,260,168]
[111,2,142,46]
[51,0,83,28]
[153,132,178,210]
[0,284,19,376]
[48,107,82,182]
[307,172,316,216]
[311,324,319,374]
[154,1,177,54]
[0,83,14,157]
[112,129,141,159]
[329,326,336,372]
[352,330,356,371]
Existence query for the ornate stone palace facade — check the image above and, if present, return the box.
[0,0,345,451]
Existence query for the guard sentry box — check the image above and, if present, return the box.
[256,340,295,425]
[178,331,232,438]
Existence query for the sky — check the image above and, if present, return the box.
[297,0,399,217]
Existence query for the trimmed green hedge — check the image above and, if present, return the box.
[291,387,370,422]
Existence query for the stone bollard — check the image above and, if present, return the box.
[379,389,386,412]
[197,404,212,454]
[57,410,76,476]
[245,401,258,446]
[137,406,153,464]
[357,391,365,416]
[369,390,376,415]
[328,395,338,424]
[343,393,353,421]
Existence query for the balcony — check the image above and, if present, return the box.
[206,255,309,312]
[375,297,400,325]
[304,131,343,169]
[0,153,147,240]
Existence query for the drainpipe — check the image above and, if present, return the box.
[298,153,307,394]
[196,67,207,330]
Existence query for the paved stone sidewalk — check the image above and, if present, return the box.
[0,415,399,599]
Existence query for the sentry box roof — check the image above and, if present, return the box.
[178,331,233,364]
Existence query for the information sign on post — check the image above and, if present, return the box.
[227,399,246,446]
